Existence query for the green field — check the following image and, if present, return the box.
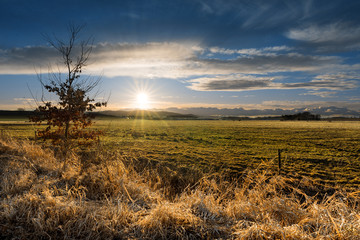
[2,119,360,239]
[1,119,360,187]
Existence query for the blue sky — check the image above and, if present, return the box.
[1,0,360,116]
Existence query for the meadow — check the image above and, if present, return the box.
[96,119,360,188]
[1,119,360,239]
[3,119,359,187]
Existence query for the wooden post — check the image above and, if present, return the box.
[278,149,282,174]
[34,131,37,141]
[97,136,101,152]
[1,129,4,139]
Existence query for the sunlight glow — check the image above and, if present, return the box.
[136,93,150,109]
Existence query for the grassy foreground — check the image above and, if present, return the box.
[3,119,360,187]
[1,134,360,239]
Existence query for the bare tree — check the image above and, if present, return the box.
[30,25,107,157]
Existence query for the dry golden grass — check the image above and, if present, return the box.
[1,135,360,239]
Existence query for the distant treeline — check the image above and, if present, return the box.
[281,112,321,121]
[0,110,35,120]
[99,110,198,120]
[0,110,197,121]
[220,116,282,121]
[2,110,360,121]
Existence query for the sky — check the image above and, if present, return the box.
[1,0,360,116]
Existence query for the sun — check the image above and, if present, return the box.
[136,92,150,109]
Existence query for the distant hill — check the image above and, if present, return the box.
[1,108,359,121]
[0,110,198,121]
[164,106,360,118]
[99,110,198,120]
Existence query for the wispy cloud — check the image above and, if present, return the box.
[198,1,214,14]
[302,91,337,98]
[286,22,360,51]
[0,42,341,78]
[188,73,358,91]
[6,97,38,110]
[287,22,360,43]
[193,53,340,75]
[0,46,58,74]
[282,79,357,91]
[0,42,200,78]
[13,98,35,102]
[89,42,201,78]
[0,42,357,95]
[189,75,276,91]
[197,0,316,28]
[208,45,292,56]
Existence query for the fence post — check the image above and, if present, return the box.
[97,136,101,151]
[34,131,37,142]
[278,149,282,174]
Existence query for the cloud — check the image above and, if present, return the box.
[198,1,214,14]
[0,42,200,78]
[197,79,270,90]
[0,42,357,96]
[286,22,360,51]
[187,53,340,78]
[89,42,202,78]
[302,91,337,98]
[92,42,196,61]
[189,75,276,91]
[0,42,342,79]
[0,97,38,110]
[282,79,357,91]
[284,73,359,91]
[13,98,35,102]
[314,73,359,81]
[287,22,360,43]
[0,46,58,74]
[94,44,333,79]
[208,45,293,56]
[197,0,316,29]
[1,41,356,97]
[188,73,358,91]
